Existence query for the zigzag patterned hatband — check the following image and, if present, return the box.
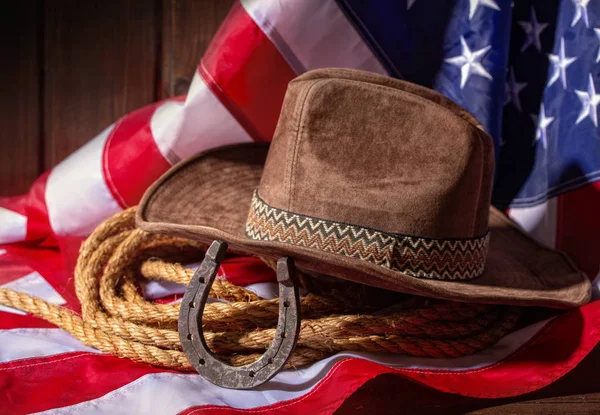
[245,191,490,281]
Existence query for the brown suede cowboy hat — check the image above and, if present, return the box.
[137,69,591,310]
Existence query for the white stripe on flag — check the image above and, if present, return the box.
[0,328,99,363]
[0,272,66,315]
[45,125,122,236]
[240,0,388,75]
[33,320,547,414]
[151,71,254,163]
[0,207,27,244]
[508,198,558,248]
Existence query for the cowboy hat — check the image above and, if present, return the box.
[136,68,591,309]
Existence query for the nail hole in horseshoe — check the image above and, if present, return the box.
[180,243,301,389]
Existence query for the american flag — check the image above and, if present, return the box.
[1,0,600,413]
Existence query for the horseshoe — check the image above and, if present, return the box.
[179,240,301,389]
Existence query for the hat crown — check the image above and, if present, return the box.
[258,69,494,239]
[136,69,589,307]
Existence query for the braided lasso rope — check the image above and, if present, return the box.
[0,207,521,370]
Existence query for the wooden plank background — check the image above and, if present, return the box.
[0,0,233,196]
[1,1,42,196]
[0,1,599,412]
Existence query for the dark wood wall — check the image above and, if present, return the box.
[0,0,233,197]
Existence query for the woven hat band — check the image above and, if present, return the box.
[245,191,489,281]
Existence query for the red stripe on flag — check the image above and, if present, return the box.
[1,302,598,414]
[0,249,58,329]
[401,303,600,398]
[180,301,600,414]
[1,244,78,310]
[102,101,175,208]
[0,253,33,286]
[0,313,58,330]
[220,256,276,286]
[0,352,166,415]
[556,182,600,279]
[0,195,28,217]
[199,1,296,142]
[0,174,52,246]
[22,172,55,246]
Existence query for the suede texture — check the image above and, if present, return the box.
[260,69,493,237]
[136,69,591,308]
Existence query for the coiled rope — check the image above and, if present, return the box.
[0,207,521,370]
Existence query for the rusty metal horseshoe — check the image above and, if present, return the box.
[179,240,301,389]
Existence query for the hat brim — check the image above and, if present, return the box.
[136,143,591,309]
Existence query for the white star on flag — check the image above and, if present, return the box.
[595,28,600,63]
[532,104,554,150]
[571,0,590,28]
[519,6,548,52]
[469,0,500,20]
[445,36,492,89]
[407,0,416,10]
[505,68,527,112]
[547,37,576,89]
[575,74,600,127]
